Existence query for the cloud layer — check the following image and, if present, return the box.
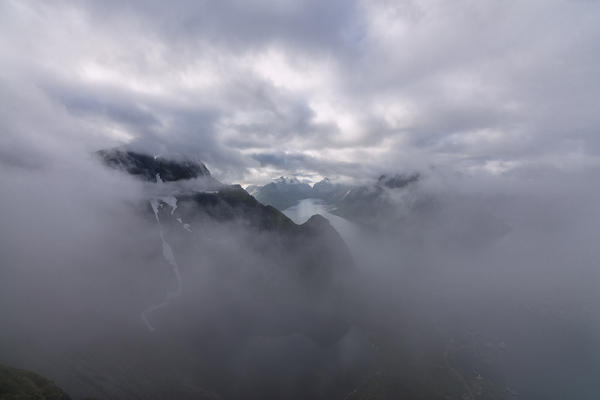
[1,0,599,183]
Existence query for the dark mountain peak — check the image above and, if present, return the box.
[377,173,420,189]
[313,177,331,188]
[97,148,210,182]
[303,213,329,227]
[313,177,337,192]
[314,177,330,185]
[252,176,313,210]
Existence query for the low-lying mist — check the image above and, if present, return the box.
[1,155,599,399]
[348,169,600,399]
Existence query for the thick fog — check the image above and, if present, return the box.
[1,154,599,399]
[283,167,600,398]
[0,156,362,399]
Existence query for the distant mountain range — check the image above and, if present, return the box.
[246,177,315,210]
[247,173,422,226]
[247,176,356,210]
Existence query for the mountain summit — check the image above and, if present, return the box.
[97,148,210,182]
[247,176,314,210]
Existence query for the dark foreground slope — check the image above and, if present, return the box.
[0,365,72,400]
[0,150,363,400]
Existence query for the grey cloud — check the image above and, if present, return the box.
[252,151,310,169]
[46,82,161,130]
[78,0,362,53]
[2,0,600,182]
[251,150,372,181]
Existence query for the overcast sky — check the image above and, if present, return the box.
[1,0,599,184]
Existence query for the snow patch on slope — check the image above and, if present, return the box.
[141,174,185,332]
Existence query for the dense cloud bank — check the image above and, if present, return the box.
[1,1,600,183]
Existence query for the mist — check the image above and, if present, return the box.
[0,155,365,399]
[1,155,599,399]
[2,1,600,399]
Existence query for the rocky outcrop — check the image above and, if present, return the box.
[97,148,211,182]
